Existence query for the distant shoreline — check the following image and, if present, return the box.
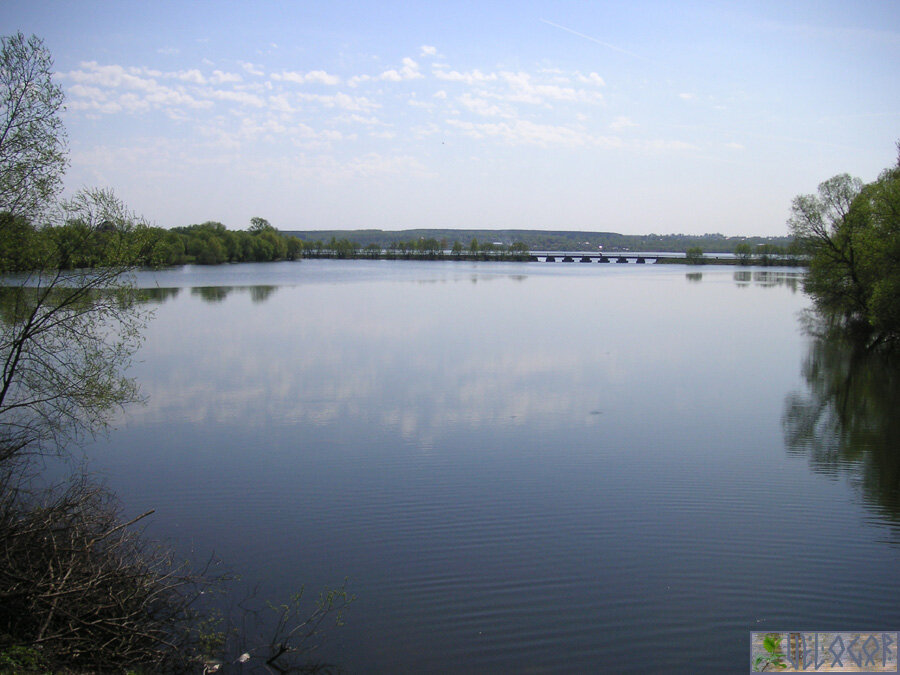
[294,252,805,267]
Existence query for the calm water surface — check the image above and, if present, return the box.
[83,260,899,673]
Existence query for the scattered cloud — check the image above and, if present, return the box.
[420,45,438,57]
[157,46,180,56]
[210,70,242,85]
[207,89,265,107]
[273,70,342,85]
[446,118,619,148]
[609,116,637,131]
[678,92,695,100]
[458,93,508,118]
[577,72,605,86]
[296,92,380,112]
[638,139,696,152]
[433,68,498,85]
[384,57,424,81]
[240,61,265,77]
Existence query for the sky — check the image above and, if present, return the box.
[4,0,899,236]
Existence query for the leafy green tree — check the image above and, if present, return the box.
[0,32,68,222]
[196,236,227,264]
[249,216,275,234]
[285,235,303,260]
[0,211,43,271]
[685,246,704,264]
[734,242,752,265]
[788,160,900,343]
[0,189,149,462]
[510,241,530,259]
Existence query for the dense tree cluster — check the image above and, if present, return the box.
[789,148,900,345]
[0,214,305,273]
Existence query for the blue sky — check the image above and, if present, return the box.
[4,0,899,235]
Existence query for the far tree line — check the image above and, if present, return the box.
[1,211,804,273]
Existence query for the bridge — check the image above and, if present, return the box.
[534,253,685,264]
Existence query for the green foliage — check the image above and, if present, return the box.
[0,644,50,674]
[0,190,151,462]
[0,32,68,223]
[753,633,787,671]
[734,242,752,265]
[286,228,793,254]
[685,246,704,264]
[789,152,900,344]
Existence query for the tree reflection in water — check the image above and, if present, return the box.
[783,312,900,522]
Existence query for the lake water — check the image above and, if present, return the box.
[81,260,899,673]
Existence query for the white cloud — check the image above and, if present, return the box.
[272,70,341,85]
[446,118,618,148]
[494,71,602,105]
[408,95,435,110]
[458,93,507,117]
[678,92,695,100]
[240,61,265,77]
[639,139,696,151]
[175,69,206,84]
[577,72,605,86]
[378,57,423,82]
[347,74,371,87]
[63,62,213,114]
[268,94,295,113]
[296,92,380,112]
[206,89,265,107]
[342,114,382,126]
[157,46,180,56]
[609,116,637,131]
[725,142,745,150]
[433,90,447,99]
[210,70,242,84]
[433,68,498,85]
[344,152,430,178]
[420,45,438,57]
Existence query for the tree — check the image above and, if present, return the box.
[734,242,752,265]
[0,32,67,222]
[0,34,350,672]
[510,241,530,259]
[685,246,704,264]
[0,189,150,463]
[249,216,275,234]
[789,154,900,344]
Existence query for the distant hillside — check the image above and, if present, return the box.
[282,229,793,253]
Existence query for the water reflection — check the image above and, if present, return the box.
[734,270,802,290]
[187,285,278,303]
[783,317,900,521]
[135,287,181,304]
[686,272,702,283]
